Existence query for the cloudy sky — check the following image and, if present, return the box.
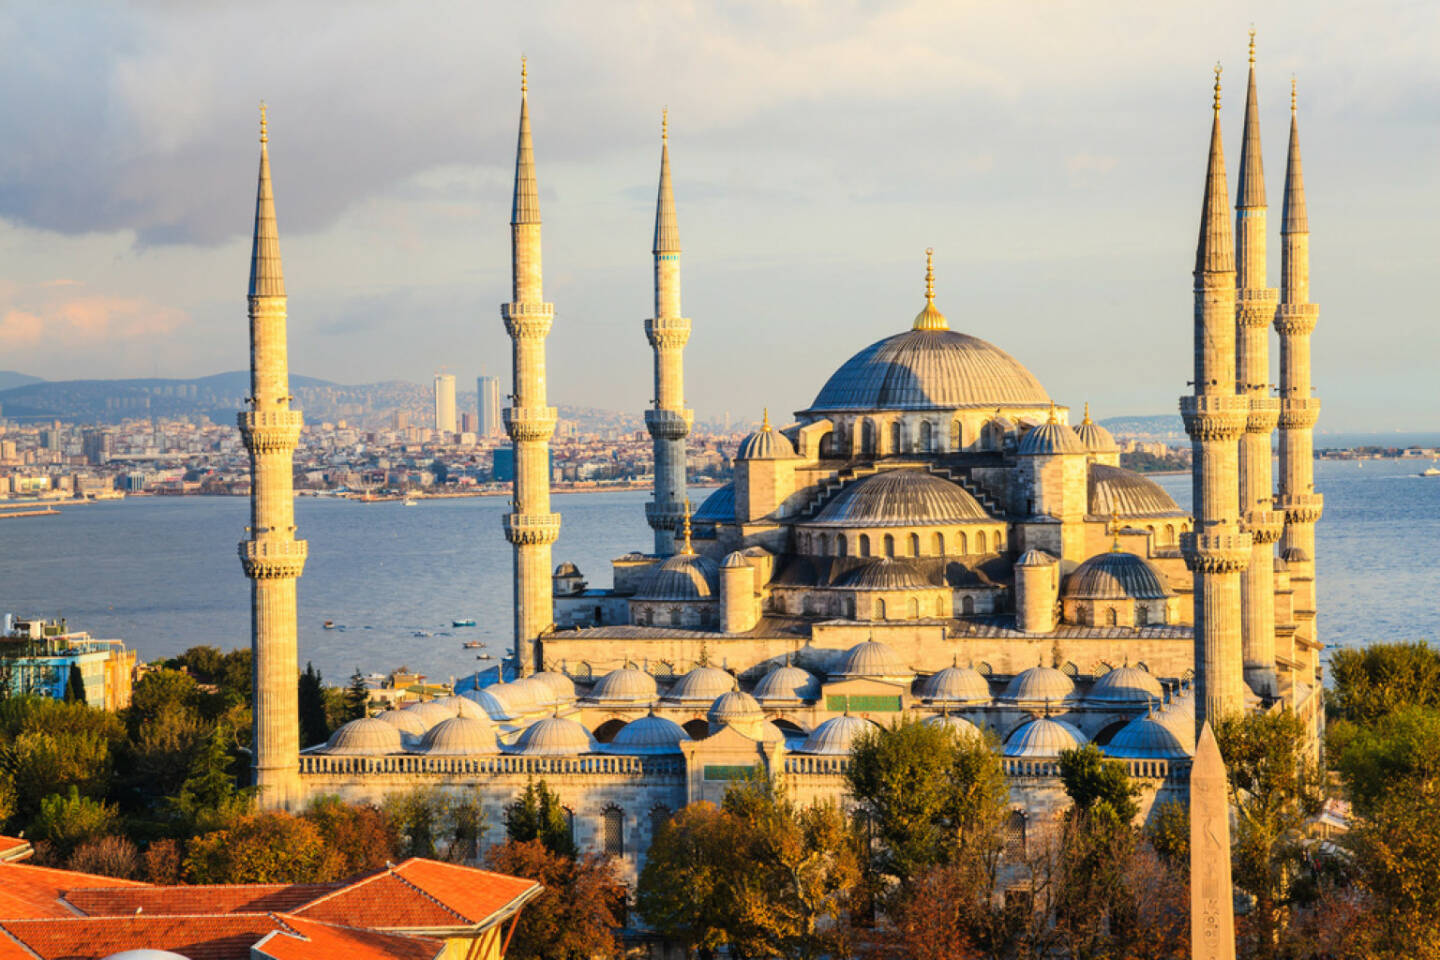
[0,1,1435,432]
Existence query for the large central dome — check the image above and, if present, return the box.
[805,328,1050,413]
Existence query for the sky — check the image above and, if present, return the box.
[0,1,1436,433]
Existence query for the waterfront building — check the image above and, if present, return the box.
[0,615,135,710]
[433,373,457,434]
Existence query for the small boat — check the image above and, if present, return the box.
[322,620,336,630]
[463,641,483,649]
[1421,467,1440,477]
[476,653,494,660]
[413,630,433,638]
[453,618,477,627]
[403,499,418,506]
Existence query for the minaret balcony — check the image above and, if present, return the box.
[503,406,557,442]
[1241,508,1286,544]
[1236,288,1278,327]
[644,408,693,440]
[645,501,687,529]
[1277,398,1321,430]
[503,512,561,546]
[502,302,555,339]
[645,316,692,349]
[1244,397,1281,433]
[1180,395,1248,441]
[238,410,303,452]
[1180,526,1252,574]
[1276,492,1324,525]
[1274,303,1319,335]
[238,538,308,579]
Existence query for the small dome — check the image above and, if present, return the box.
[1105,714,1192,759]
[1075,405,1119,453]
[1002,665,1077,704]
[1064,551,1173,601]
[664,666,737,704]
[485,680,542,714]
[753,664,822,703]
[1016,548,1057,567]
[513,716,596,756]
[694,483,737,524]
[924,713,983,739]
[374,708,428,738]
[1003,717,1087,757]
[403,699,458,732]
[707,690,764,728]
[801,715,879,755]
[608,713,692,755]
[737,412,798,460]
[831,640,913,681]
[1153,707,1197,750]
[532,671,576,703]
[1018,417,1086,456]
[921,664,992,703]
[509,676,558,708]
[420,715,498,755]
[464,686,519,721]
[721,551,749,569]
[1167,686,1196,719]
[812,470,988,527]
[1088,664,1164,704]
[587,667,659,704]
[635,552,721,601]
[554,561,581,577]
[837,557,937,591]
[433,694,490,720]
[1088,463,1185,518]
[325,717,404,755]
[102,952,193,960]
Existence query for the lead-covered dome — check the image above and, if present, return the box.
[1003,717,1087,757]
[1018,418,1086,456]
[433,694,490,720]
[325,716,404,755]
[800,715,879,755]
[707,691,764,729]
[375,708,428,739]
[1002,664,1077,704]
[1075,405,1119,453]
[1087,463,1185,517]
[1088,664,1164,704]
[1104,713,1192,758]
[806,329,1050,413]
[811,470,988,527]
[831,640,913,681]
[635,552,720,601]
[837,557,936,591]
[1064,551,1172,600]
[925,713,983,739]
[663,666,736,704]
[586,667,659,704]
[532,671,577,703]
[921,664,992,703]
[404,699,459,732]
[753,663,822,703]
[608,713,692,755]
[737,410,798,460]
[513,716,596,756]
[420,715,499,755]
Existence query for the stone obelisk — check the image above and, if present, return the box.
[1191,722,1236,959]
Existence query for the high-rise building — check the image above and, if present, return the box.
[82,430,111,466]
[478,375,501,437]
[460,411,478,434]
[433,373,457,434]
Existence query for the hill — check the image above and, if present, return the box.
[0,371,44,391]
[1098,414,1185,437]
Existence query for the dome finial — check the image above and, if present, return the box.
[1108,511,1123,552]
[1248,26,1256,66]
[1047,402,1058,425]
[521,56,528,95]
[662,107,668,143]
[681,497,694,554]
[1213,61,1223,114]
[1291,74,1297,114]
[1082,401,1092,425]
[259,101,268,145]
[912,247,948,331]
[761,407,770,431]
[924,247,935,302]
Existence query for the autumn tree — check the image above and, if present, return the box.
[385,787,490,863]
[636,801,745,960]
[484,839,624,960]
[185,810,337,883]
[304,795,400,876]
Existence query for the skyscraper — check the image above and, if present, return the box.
[433,373,456,434]
[478,375,501,437]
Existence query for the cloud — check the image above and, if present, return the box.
[0,281,188,350]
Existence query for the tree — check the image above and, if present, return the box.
[344,669,369,722]
[67,835,139,879]
[298,662,330,748]
[385,787,491,862]
[172,721,252,834]
[127,668,202,735]
[1215,708,1324,960]
[31,787,120,860]
[185,810,338,883]
[505,780,574,858]
[171,645,224,682]
[1329,642,1440,726]
[143,838,183,883]
[1058,742,1140,825]
[1146,800,1190,867]
[636,801,744,960]
[304,795,399,876]
[64,664,87,705]
[484,839,624,960]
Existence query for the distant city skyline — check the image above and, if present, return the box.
[0,3,1436,431]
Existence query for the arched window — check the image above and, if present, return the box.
[603,806,625,857]
[935,596,945,617]
[669,609,682,627]
[594,718,628,743]
[563,807,576,847]
[1005,810,1027,859]
[962,596,975,615]
[876,598,887,620]
[919,420,933,452]
[994,529,1004,550]
[883,534,895,557]
[682,718,709,739]
[859,534,871,558]
[862,419,877,455]
[818,432,836,458]
[950,418,962,451]
[818,533,829,556]
[957,531,968,554]
[1137,605,1149,626]
[1061,661,1079,677]
[1105,607,1118,626]
[932,532,944,555]
[803,595,818,617]
[907,598,919,619]
[977,530,988,553]
[909,532,920,556]
[1165,524,1175,545]
[650,804,673,839]
[890,420,902,454]
[838,534,848,558]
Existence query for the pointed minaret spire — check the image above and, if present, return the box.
[250,102,284,300]
[512,58,541,228]
[1283,78,1309,240]
[1195,64,1235,276]
[654,108,680,256]
[1237,31,1266,219]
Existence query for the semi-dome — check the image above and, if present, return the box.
[532,671,576,703]
[554,561,581,577]
[663,666,736,704]
[837,557,937,591]
[513,716,596,756]
[1088,664,1164,704]
[420,715,498,755]
[1002,664,1077,704]
[805,329,1050,413]
[374,708,428,738]
[404,699,458,732]
[432,694,490,720]
[608,713,692,755]
[1087,463,1185,517]
[694,483,736,524]
[1105,714,1192,758]
[1018,417,1086,456]
[586,667,659,704]
[325,716,404,755]
[1075,404,1119,453]
[1003,717,1087,757]
[831,639,913,681]
[811,470,989,526]
[753,663,822,703]
[1064,551,1173,600]
[800,715,879,755]
[707,690,764,727]
[635,552,720,601]
[737,410,798,460]
[464,686,520,721]
[921,664,992,703]
[924,713,983,739]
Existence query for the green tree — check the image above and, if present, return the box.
[298,662,330,748]
[344,669,369,722]
[484,839,624,960]
[64,664,87,704]
[185,810,338,883]
[1146,800,1190,867]
[1058,742,1141,825]
[636,801,744,960]
[215,648,252,705]
[171,646,223,682]
[127,668,202,736]
[32,786,120,860]
[1216,708,1324,960]
[1329,642,1440,726]
[505,780,575,858]
[172,721,252,833]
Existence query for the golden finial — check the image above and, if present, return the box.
[1291,75,1297,114]
[1046,402,1057,425]
[1108,511,1123,551]
[521,56,528,95]
[682,497,693,554]
[662,107,668,144]
[1082,401,1092,426]
[761,408,770,431]
[924,247,935,302]
[259,101,268,145]
[912,248,948,331]
[1213,62,1223,113]
[1248,26,1256,66]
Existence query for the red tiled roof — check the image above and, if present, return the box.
[294,859,540,931]
[64,885,340,918]
[0,837,32,863]
[0,914,291,960]
[254,916,441,960]
[0,863,148,920]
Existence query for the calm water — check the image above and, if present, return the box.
[1,460,1435,683]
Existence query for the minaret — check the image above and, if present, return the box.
[1234,32,1282,697]
[1275,77,1323,642]
[644,109,693,556]
[501,59,560,676]
[1180,66,1251,735]
[238,104,306,809]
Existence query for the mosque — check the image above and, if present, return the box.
[239,41,1323,886]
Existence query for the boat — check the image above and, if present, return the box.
[463,641,484,649]
[1421,467,1440,477]
[403,499,418,506]
[322,620,336,630]
[453,618,477,627]
[475,653,494,660]
[412,630,433,638]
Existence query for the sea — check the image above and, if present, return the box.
[1,458,1436,685]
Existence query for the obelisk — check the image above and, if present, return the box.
[1190,722,1236,960]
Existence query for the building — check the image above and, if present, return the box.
[433,373,457,434]
[461,411,478,434]
[251,48,1323,888]
[1,616,136,710]
[478,376,501,437]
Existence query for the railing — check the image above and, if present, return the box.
[1003,756,1188,781]
[784,755,851,776]
[299,753,685,777]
